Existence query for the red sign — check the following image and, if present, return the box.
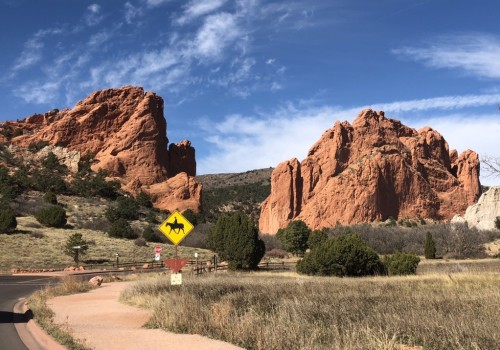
[155,246,162,254]
[164,258,189,273]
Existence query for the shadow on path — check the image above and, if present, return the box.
[0,310,33,324]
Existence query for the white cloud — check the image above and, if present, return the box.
[14,81,61,104]
[144,0,172,8]
[197,93,500,187]
[176,0,228,25]
[124,2,143,24]
[368,93,500,113]
[12,28,62,72]
[85,3,103,26]
[189,12,241,60]
[393,33,500,79]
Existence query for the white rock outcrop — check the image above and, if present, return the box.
[452,186,500,230]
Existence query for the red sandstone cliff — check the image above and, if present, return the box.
[1,86,200,212]
[259,109,481,234]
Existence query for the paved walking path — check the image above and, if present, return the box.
[47,282,244,350]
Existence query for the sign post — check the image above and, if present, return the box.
[158,211,194,285]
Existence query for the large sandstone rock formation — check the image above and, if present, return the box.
[1,86,200,212]
[452,186,500,230]
[260,109,481,234]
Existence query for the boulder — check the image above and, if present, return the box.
[260,109,481,233]
[89,276,104,286]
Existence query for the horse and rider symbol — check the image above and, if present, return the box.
[165,217,185,234]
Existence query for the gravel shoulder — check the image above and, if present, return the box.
[47,281,244,350]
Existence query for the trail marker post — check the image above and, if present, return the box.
[158,211,194,285]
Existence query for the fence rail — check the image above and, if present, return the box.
[71,259,296,274]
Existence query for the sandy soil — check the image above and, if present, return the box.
[47,281,244,350]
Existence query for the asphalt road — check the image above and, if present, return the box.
[0,275,59,350]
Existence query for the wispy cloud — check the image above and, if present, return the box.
[189,12,242,60]
[85,4,103,26]
[198,93,500,187]
[176,0,228,25]
[143,0,172,8]
[11,28,62,72]
[124,2,143,24]
[13,81,61,104]
[393,33,500,79]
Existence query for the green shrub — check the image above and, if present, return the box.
[307,229,329,250]
[383,252,420,276]
[105,196,139,223]
[43,191,58,205]
[296,233,385,277]
[276,220,311,256]
[136,191,153,208]
[146,211,159,224]
[35,205,67,228]
[182,209,198,226]
[107,218,138,239]
[385,216,397,227]
[28,140,50,153]
[424,231,436,259]
[0,203,17,233]
[495,217,500,230]
[207,211,265,270]
[70,169,120,199]
[143,225,163,242]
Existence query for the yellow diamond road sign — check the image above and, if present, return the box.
[158,211,194,245]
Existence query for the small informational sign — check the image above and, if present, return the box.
[171,273,182,285]
[154,253,160,261]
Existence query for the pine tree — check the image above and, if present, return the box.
[207,211,265,270]
[424,231,437,259]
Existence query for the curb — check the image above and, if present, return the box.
[13,298,66,350]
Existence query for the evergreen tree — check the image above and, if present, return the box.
[0,202,17,233]
[207,211,265,270]
[307,229,329,250]
[424,231,437,259]
[63,233,90,264]
[35,205,67,228]
[276,220,311,255]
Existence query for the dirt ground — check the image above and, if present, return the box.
[47,281,244,350]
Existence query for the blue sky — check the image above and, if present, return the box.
[0,0,499,185]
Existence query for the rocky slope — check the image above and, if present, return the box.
[260,109,481,234]
[0,86,201,212]
[452,186,500,230]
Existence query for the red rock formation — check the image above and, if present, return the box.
[259,109,481,234]
[1,86,200,211]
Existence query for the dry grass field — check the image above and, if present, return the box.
[0,216,213,272]
[121,265,500,350]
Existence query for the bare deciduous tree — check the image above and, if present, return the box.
[482,155,500,178]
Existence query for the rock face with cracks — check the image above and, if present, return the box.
[1,86,200,212]
[259,109,481,234]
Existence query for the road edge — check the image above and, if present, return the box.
[14,298,66,350]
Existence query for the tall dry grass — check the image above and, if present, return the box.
[122,272,500,350]
[28,276,94,350]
